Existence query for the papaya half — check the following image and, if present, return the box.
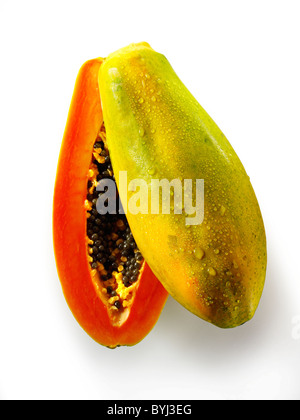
[53,58,168,348]
[98,42,267,328]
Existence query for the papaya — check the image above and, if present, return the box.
[98,42,267,328]
[53,58,168,348]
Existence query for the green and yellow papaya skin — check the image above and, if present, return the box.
[98,42,267,328]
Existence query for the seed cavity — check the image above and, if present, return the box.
[86,122,144,313]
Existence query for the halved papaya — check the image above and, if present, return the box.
[53,58,168,348]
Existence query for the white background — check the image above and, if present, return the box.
[0,0,299,400]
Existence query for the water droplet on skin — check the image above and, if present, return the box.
[148,167,156,175]
[193,248,204,260]
[214,249,220,254]
[139,98,144,104]
[208,267,217,276]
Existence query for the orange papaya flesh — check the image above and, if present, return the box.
[98,43,267,328]
[53,58,168,348]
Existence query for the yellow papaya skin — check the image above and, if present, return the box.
[98,43,267,328]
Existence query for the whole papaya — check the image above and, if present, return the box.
[98,42,267,328]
